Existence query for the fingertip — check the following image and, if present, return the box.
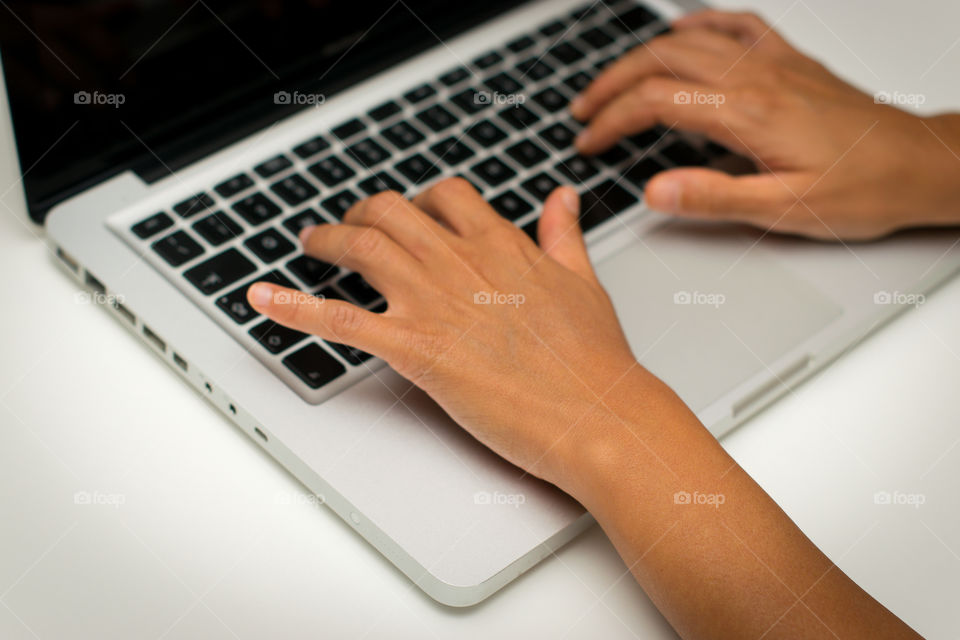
[298,225,316,245]
[645,174,682,213]
[247,282,275,310]
[569,94,588,120]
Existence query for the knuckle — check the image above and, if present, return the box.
[429,176,474,201]
[327,301,365,336]
[346,227,386,259]
[367,190,405,212]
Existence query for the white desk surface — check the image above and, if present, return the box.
[2,1,959,638]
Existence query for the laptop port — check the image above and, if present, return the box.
[113,301,135,325]
[172,352,188,372]
[254,427,268,442]
[84,270,106,295]
[142,325,166,352]
[56,247,79,273]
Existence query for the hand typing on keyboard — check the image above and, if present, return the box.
[571,10,960,240]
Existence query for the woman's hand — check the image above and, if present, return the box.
[571,10,960,240]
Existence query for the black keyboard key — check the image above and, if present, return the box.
[471,157,516,188]
[538,122,577,150]
[451,88,491,115]
[368,100,402,122]
[381,121,426,151]
[533,87,569,113]
[506,139,549,168]
[358,172,406,195]
[609,6,658,33]
[579,180,639,231]
[564,71,593,94]
[521,217,538,242]
[595,56,616,72]
[217,270,297,325]
[597,144,632,165]
[184,248,256,295]
[233,192,282,225]
[466,119,508,148]
[339,272,381,305]
[270,174,319,206]
[578,26,615,50]
[326,340,374,366]
[152,230,204,267]
[292,136,331,160]
[173,193,214,219]
[440,66,471,86]
[556,154,600,184]
[244,228,295,263]
[485,71,524,95]
[624,157,666,188]
[539,20,566,37]
[283,209,325,236]
[661,140,708,166]
[317,285,347,302]
[132,212,173,239]
[346,138,392,168]
[506,35,535,54]
[193,211,243,246]
[308,156,356,187]
[283,343,346,389]
[429,137,476,167]
[416,104,458,132]
[403,83,437,105]
[498,104,540,131]
[548,42,586,66]
[249,320,307,354]
[489,190,533,221]
[321,189,361,220]
[629,126,669,149]
[331,118,366,141]
[287,255,340,287]
[473,51,503,70]
[515,57,555,81]
[395,154,441,185]
[255,155,293,178]
[214,174,254,199]
[522,172,561,202]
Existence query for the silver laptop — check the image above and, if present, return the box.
[3,0,958,606]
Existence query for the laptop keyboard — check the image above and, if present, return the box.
[121,0,731,403]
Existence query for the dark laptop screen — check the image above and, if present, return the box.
[0,0,523,222]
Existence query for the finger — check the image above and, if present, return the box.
[341,190,454,262]
[673,10,787,50]
[575,77,732,154]
[247,283,400,359]
[537,186,600,285]
[645,168,798,221]
[411,177,505,236]
[299,224,426,296]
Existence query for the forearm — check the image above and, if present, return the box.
[552,367,920,640]
[919,113,960,227]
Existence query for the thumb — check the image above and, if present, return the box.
[645,168,796,222]
[537,186,600,284]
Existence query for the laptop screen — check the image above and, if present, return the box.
[0,0,523,222]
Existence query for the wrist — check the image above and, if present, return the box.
[915,114,960,226]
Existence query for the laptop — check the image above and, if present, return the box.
[2,0,959,606]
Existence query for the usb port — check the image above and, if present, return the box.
[84,271,106,295]
[114,301,135,325]
[172,352,188,372]
[142,325,166,352]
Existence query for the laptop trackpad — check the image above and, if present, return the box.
[595,221,843,412]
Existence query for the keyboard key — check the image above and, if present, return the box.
[292,136,331,160]
[255,155,292,178]
[506,139,549,168]
[403,83,437,105]
[661,140,708,166]
[489,190,533,221]
[152,230,204,267]
[184,248,256,295]
[578,26,615,50]
[597,144,632,165]
[173,192,214,219]
[547,42,586,66]
[506,35,535,54]
[326,340,374,366]
[217,270,297,324]
[249,320,307,354]
[317,285,347,302]
[629,126,669,149]
[283,343,346,389]
[283,209,324,236]
[338,272,381,305]
[416,104,458,132]
[533,87,569,113]
[564,71,593,93]
[308,156,356,187]
[579,180,638,231]
[381,120,426,151]
[331,118,366,141]
[233,192,282,225]
[466,119,508,148]
[244,228,295,263]
[624,157,666,188]
[498,104,540,131]
[321,189,361,220]
[346,138,392,168]
[485,71,523,95]
[609,6,658,33]
[369,100,402,122]
[473,51,503,70]
[214,174,254,198]
[539,20,566,37]
[440,66,470,86]
[522,172,561,202]
[471,157,516,188]
[131,212,173,239]
[451,88,492,115]
[270,174,319,206]
[538,122,577,150]
[395,154,441,185]
[556,154,600,183]
[521,217,538,242]
[429,137,476,167]
[358,171,406,195]
[287,255,340,287]
[515,58,555,81]
[193,211,243,246]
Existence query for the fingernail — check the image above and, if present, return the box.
[299,225,316,245]
[651,179,682,213]
[569,95,585,116]
[561,187,579,213]
[574,129,592,149]
[249,283,273,308]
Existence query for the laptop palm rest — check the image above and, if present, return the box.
[595,220,843,413]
